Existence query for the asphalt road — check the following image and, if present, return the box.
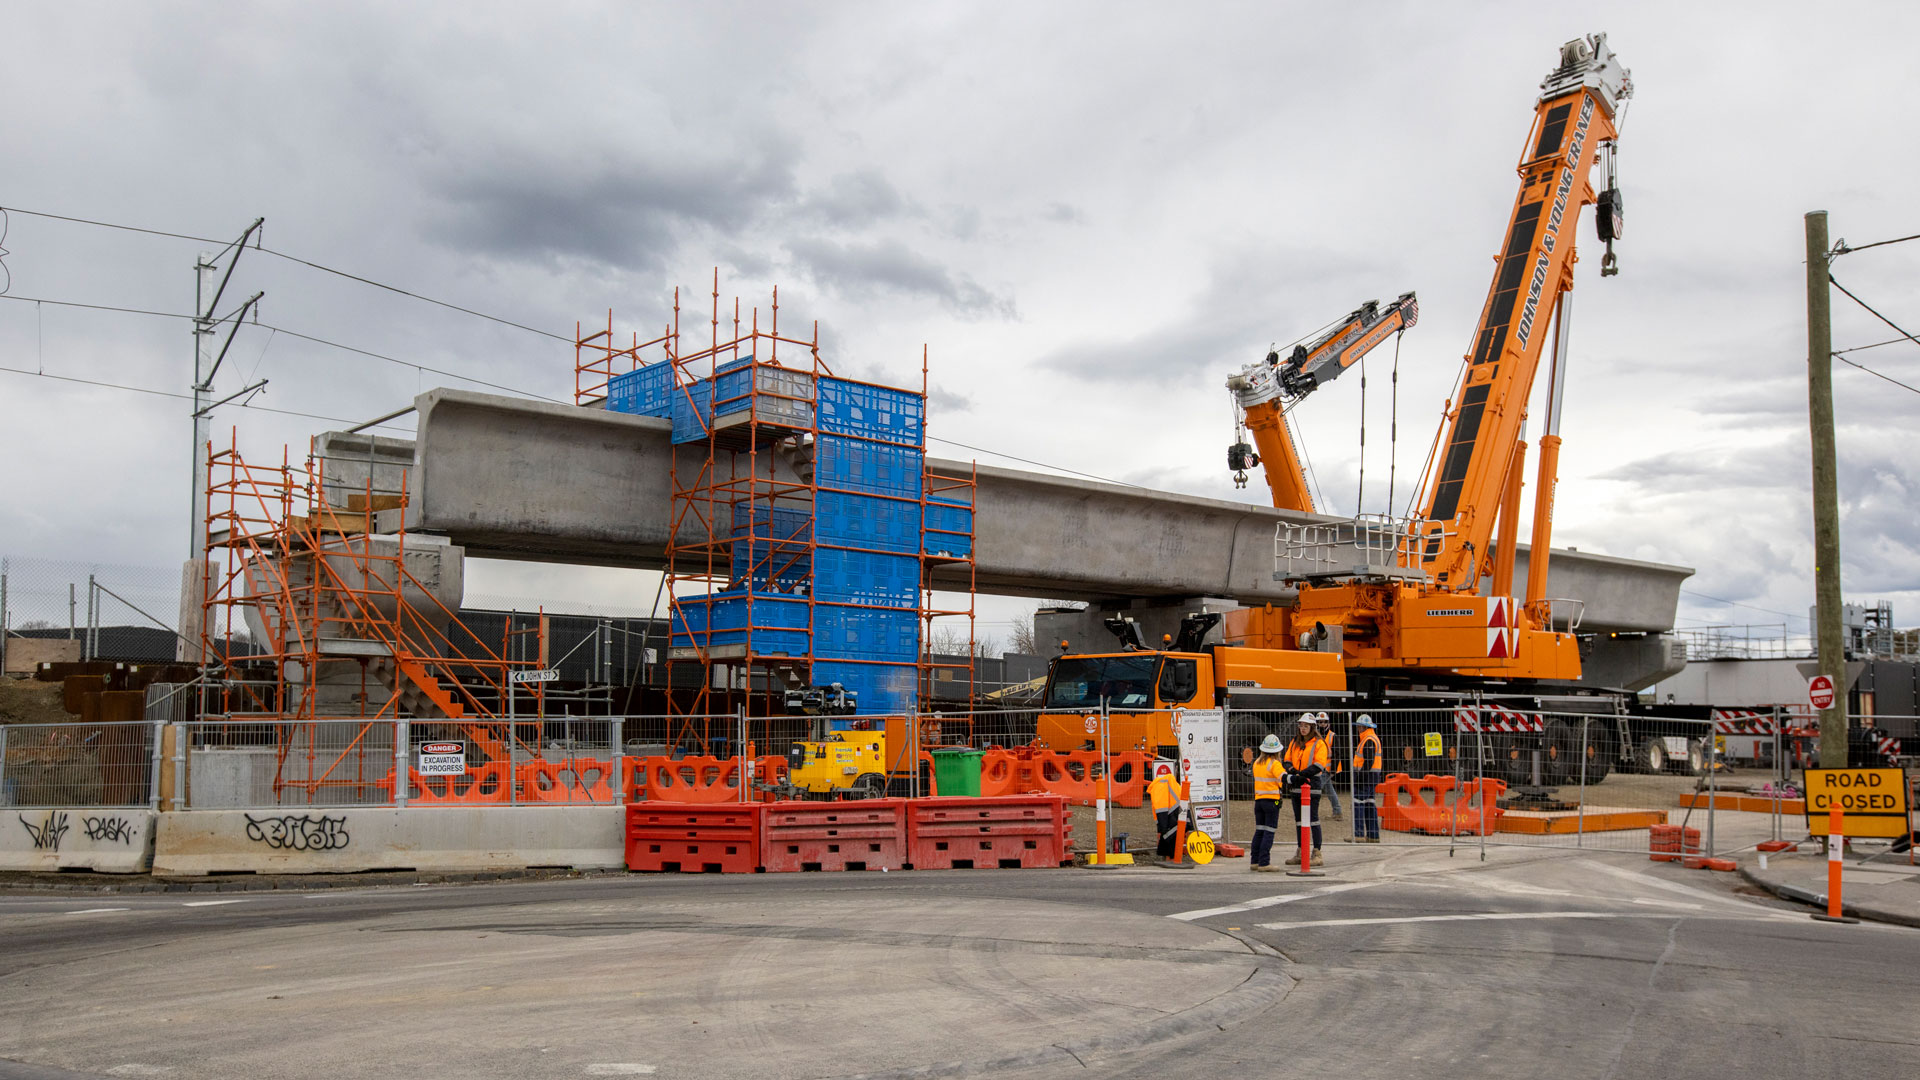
[1,847,1914,1079]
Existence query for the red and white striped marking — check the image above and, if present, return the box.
[1711,709,1775,735]
[1453,706,1544,734]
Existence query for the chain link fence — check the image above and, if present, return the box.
[1,555,189,673]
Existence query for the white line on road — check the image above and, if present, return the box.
[1168,880,1387,921]
[1255,911,1692,930]
[584,1066,657,1076]
[64,908,129,915]
[180,900,247,907]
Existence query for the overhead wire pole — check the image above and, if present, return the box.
[189,217,263,564]
[1804,210,1846,769]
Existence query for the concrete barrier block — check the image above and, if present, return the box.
[1,808,155,873]
[152,806,624,877]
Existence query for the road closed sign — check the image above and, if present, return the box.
[417,741,467,776]
[1807,674,1836,711]
[1803,768,1910,838]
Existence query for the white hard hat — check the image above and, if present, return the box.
[1260,734,1283,753]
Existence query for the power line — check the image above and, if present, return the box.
[1833,232,1920,256]
[925,435,1151,490]
[1835,352,1920,397]
[0,204,571,342]
[1829,274,1920,353]
[1834,334,1917,356]
[0,291,562,401]
[1681,588,1807,626]
[0,364,415,433]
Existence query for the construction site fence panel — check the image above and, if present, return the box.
[1218,706,1795,860]
[0,721,157,809]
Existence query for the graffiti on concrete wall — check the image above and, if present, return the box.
[81,815,137,845]
[20,811,70,851]
[242,813,350,852]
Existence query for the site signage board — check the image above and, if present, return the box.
[1175,708,1227,841]
[511,668,560,684]
[417,741,467,776]
[1802,768,1910,839]
[1807,674,1836,711]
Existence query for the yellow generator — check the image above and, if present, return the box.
[769,730,889,799]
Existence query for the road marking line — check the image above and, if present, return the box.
[181,899,247,907]
[65,908,129,915]
[1255,911,1688,930]
[1584,859,1770,911]
[584,1066,657,1076]
[1168,880,1386,921]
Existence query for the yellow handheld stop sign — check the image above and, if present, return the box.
[1185,830,1216,864]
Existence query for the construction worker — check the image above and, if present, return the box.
[1283,713,1329,865]
[1314,712,1345,822]
[1147,762,1187,859]
[1250,733,1286,871]
[1343,714,1383,843]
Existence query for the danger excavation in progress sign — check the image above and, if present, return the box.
[1802,768,1911,839]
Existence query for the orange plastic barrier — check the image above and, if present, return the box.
[978,749,1022,798]
[390,760,513,804]
[519,758,617,804]
[1445,777,1507,836]
[1027,749,1147,807]
[1376,773,1507,835]
[626,755,789,803]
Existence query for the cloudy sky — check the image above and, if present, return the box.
[2,1,1916,647]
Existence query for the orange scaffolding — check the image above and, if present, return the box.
[198,431,541,804]
[576,275,975,752]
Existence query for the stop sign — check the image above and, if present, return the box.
[1808,674,1836,711]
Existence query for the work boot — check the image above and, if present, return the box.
[1255,863,1282,873]
[1341,836,1358,843]
[1330,808,1345,821]
[1285,853,1301,866]
[1313,848,1324,863]
[1363,837,1380,844]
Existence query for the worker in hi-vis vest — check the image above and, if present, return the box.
[1344,715,1383,843]
[1283,713,1330,865]
[1249,734,1286,871]
[1146,763,1188,859]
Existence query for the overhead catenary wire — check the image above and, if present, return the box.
[1831,232,1920,257]
[0,204,572,342]
[0,292,562,402]
[0,359,416,430]
[1824,275,1920,396]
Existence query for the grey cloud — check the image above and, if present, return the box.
[424,144,799,272]
[1042,203,1084,225]
[1041,248,1403,384]
[785,236,1015,319]
[798,170,908,227]
[928,385,973,413]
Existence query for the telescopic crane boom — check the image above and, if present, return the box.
[1225,292,1418,512]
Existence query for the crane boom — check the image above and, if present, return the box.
[1226,292,1418,512]
[1416,34,1630,591]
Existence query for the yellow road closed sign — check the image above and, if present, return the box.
[1803,768,1911,838]
[1185,831,1216,865]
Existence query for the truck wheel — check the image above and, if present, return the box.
[1581,724,1615,783]
[1498,737,1535,785]
[1542,719,1577,785]
[1638,737,1668,774]
[1686,740,1708,775]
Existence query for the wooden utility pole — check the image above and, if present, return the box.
[1805,210,1847,768]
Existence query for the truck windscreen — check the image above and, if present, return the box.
[1045,656,1159,709]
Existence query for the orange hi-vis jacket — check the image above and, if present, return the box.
[1353,729,1383,771]
[1284,737,1329,775]
[1148,774,1187,813]
[1252,756,1286,800]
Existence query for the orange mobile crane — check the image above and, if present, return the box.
[1226,292,1419,512]
[1036,33,1634,761]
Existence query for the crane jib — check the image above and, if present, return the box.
[1428,90,1595,528]
[1517,94,1594,350]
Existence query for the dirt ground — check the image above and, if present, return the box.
[0,677,77,725]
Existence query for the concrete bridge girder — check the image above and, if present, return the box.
[370,389,1689,636]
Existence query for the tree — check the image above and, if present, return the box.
[1008,601,1082,656]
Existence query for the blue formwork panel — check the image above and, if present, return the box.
[817,491,920,554]
[670,592,811,655]
[816,435,924,499]
[670,378,714,443]
[812,660,917,715]
[607,362,676,418]
[814,548,919,606]
[922,497,973,558]
[817,377,925,447]
[815,607,919,662]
